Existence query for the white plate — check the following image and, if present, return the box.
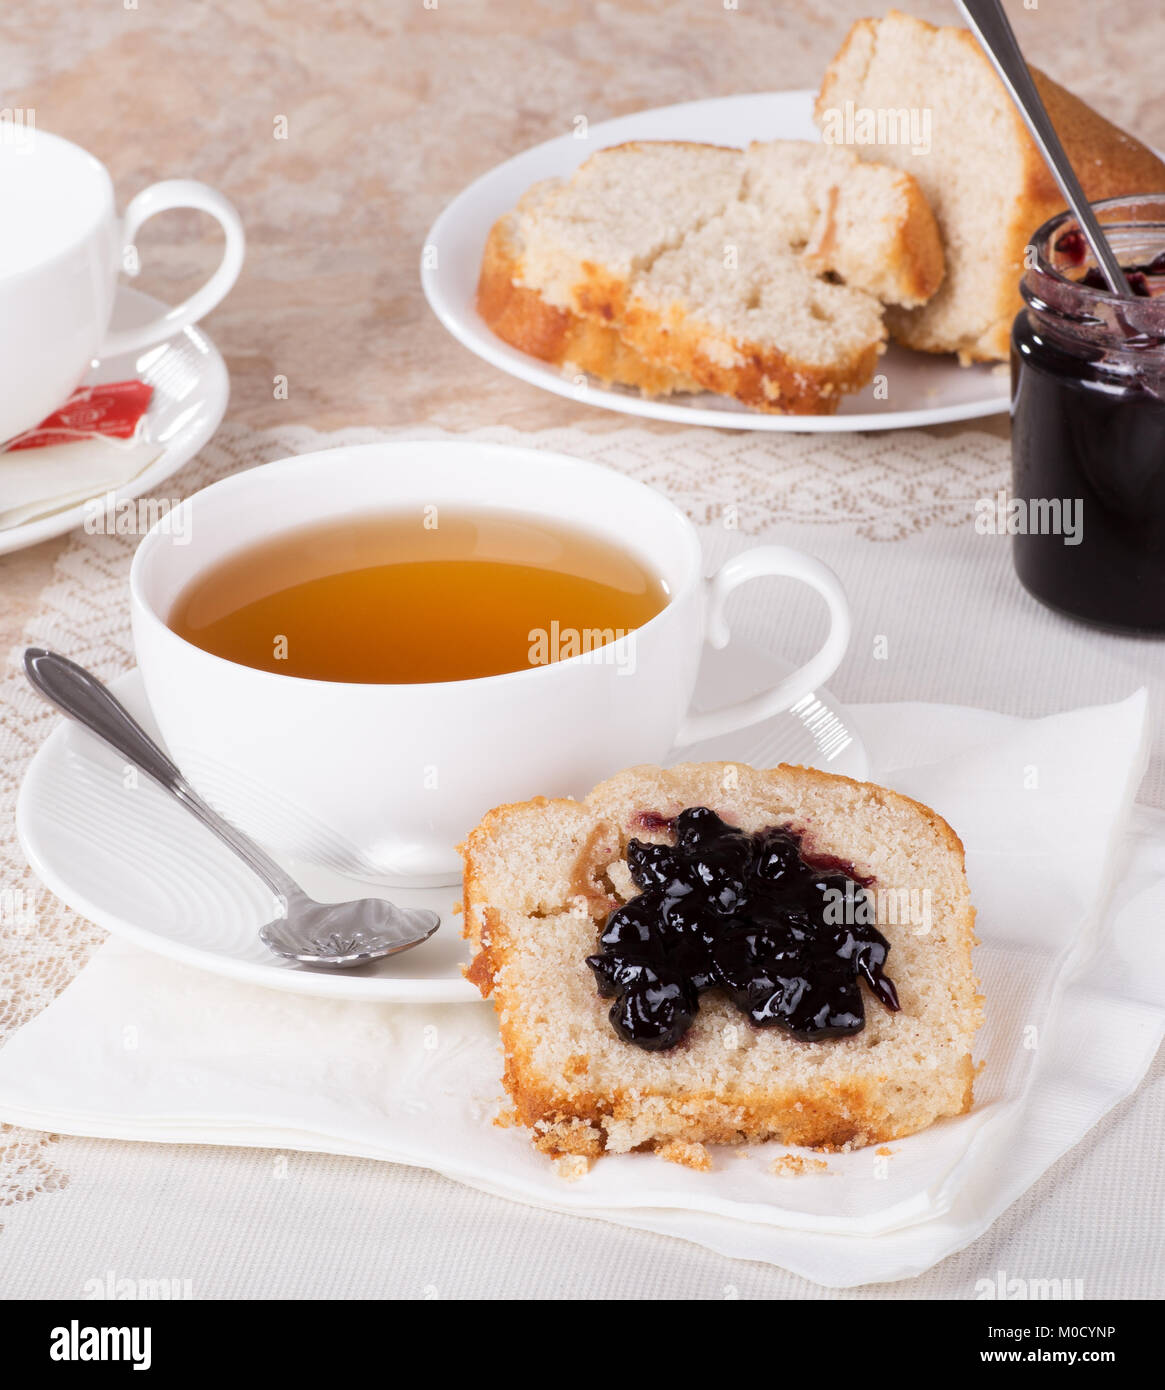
[0,285,229,555]
[422,89,1010,432]
[16,644,868,1004]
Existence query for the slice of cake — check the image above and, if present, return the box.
[815,9,1165,362]
[513,142,746,324]
[461,762,981,1160]
[741,140,944,309]
[618,199,888,413]
[476,189,699,397]
[477,138,945,412]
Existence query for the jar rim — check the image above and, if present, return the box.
[1025,193,1165,343]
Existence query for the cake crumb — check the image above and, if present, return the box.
[554,1154,590,1182]
[533,1116,605,1157]
[733,1149,752,1159]
[657,1139,712,1171]
[876,1146,895,1158]
[770,1154,829,1177]
[493,1104,518,1129]
[451,900,462,916]
[816,1131,872,1154]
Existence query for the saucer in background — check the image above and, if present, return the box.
[0,285,229,555]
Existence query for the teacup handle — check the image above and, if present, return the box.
[674,546,851,746]
[99,179,245,359]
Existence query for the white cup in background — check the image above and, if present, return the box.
[130,442,850,886]
[0,126,244,443]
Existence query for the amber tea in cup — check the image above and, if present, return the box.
[167,509,670,683]
[135,440,851,883]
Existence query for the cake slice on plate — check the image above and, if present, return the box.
[477,139,944,413]
[476,182,700,397]
[815,9,1165,362]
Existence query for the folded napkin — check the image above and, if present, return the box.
[1,694,1160,1285]
[0,382,161,530]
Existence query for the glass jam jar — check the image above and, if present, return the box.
[1011,194,1165,633]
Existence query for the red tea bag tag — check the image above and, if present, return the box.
[6,380,154,452]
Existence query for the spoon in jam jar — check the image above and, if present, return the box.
[956,0,1134,298]
[24,648,441,969]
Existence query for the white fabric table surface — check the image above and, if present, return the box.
[0,421,1162,1299]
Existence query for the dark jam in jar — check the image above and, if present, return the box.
[1010,195,1165,632]
[586,806,900,1051]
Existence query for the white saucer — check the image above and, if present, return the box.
[422,89,1010,432]
[0,285,229,555]
[16,643,867,1004]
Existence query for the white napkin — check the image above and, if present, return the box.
[0,437,162,530]
[1,694,1160,1285]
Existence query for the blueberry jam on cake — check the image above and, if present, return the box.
[587,806,900,1050]
[461,763,981,1159]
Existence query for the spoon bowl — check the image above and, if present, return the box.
[23,647,442,969]
[259,894,440,968]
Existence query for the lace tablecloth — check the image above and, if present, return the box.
[1,421,1162,1297]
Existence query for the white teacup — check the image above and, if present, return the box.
[0,125,244,443]
[130,442,850,886]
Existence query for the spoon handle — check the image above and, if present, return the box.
[955,0,1132,298]
[24,648,303,906]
